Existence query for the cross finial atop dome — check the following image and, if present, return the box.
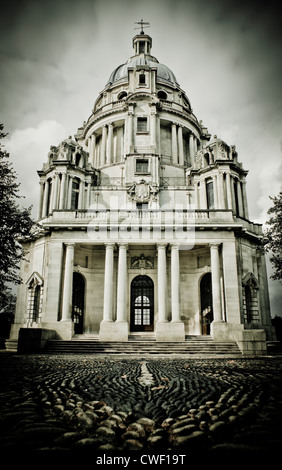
[135,19,150,35]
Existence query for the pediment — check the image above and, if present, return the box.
[26,272,44,287]
[242,272,259,289]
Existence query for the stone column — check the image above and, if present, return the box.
[127,107,134,153]
[189,133,195,165]
[121,124,125,161]
[150,112,156,149]
[157,243,167,322]
[225,172,233,210]
[37,181,44,220]
[107,123,113,164]
[178,125,184,166]
[89,133,96,167]
[210,243,223,323]
[51,173,59,211]
[61,243,75,322]
[171,123,178,164]
[171,244,181,322]
[231,176,236,213]
[59,173,67,210]
[217,172,225,209]
[101,126,107,166]
[100,243,129,341]
[221,240,241,325]
[237,180,244,217]
[78,180,84,209]
[102,243,115,322]
[242,179,249,219]
[42,179,50,218]
[150,105,157,152]
[116,244,128,323]
[156,243,185,342]
[194,136,198,155]
[113,134,117,163]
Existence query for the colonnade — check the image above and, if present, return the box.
[39,172,91,219]
[171,123,198,167]
[88,123,125,168]
[87,110,199,170]
[60,242,224,336]
[194,172,249,218]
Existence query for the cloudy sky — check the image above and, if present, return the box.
[1,0,281,316]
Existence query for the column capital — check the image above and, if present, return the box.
[170,242,180,249]
[209,242,221,249]
[118,243,128,249]
[105,242,115,249]
[157,242,167,249]
[65,242,76,248]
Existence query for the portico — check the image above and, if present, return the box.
[55,237,231,342]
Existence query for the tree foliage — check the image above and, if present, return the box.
[265,191,282,283]
[0,124,34,312]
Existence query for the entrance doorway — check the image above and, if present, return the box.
[130,275,154,332]
[72,272,85,334]
[200,273,213,335]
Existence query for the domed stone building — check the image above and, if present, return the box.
[8,28,275,354]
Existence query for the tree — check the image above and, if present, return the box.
[265,191,282,283]
[0,124,34,317]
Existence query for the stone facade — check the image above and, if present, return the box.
[8,31,275,354]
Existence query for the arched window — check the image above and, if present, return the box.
[204,152,210,166]
[131,275,154,331]
[118,91,127,100]
[242,273,259,325]
[26,273,44,325]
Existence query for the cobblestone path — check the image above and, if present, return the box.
[0,353,282,458]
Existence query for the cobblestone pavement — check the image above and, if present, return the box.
[0,353,282,461]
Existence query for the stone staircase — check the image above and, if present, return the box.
[44,334,242,356]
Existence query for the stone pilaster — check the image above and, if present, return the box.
[178,125,184,166]
[157,244,185,341]
[102,243,115,322]
[59,173,67,210]
[172,123,178,164]
[210,243,223,339]
[61,243,75,322]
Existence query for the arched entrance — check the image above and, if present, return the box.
[200,273,213,335]
[130,275,154,332]
[72,272,85,334]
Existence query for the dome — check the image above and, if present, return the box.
[107,55,179,87]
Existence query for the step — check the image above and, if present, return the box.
[45,338,242,355]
